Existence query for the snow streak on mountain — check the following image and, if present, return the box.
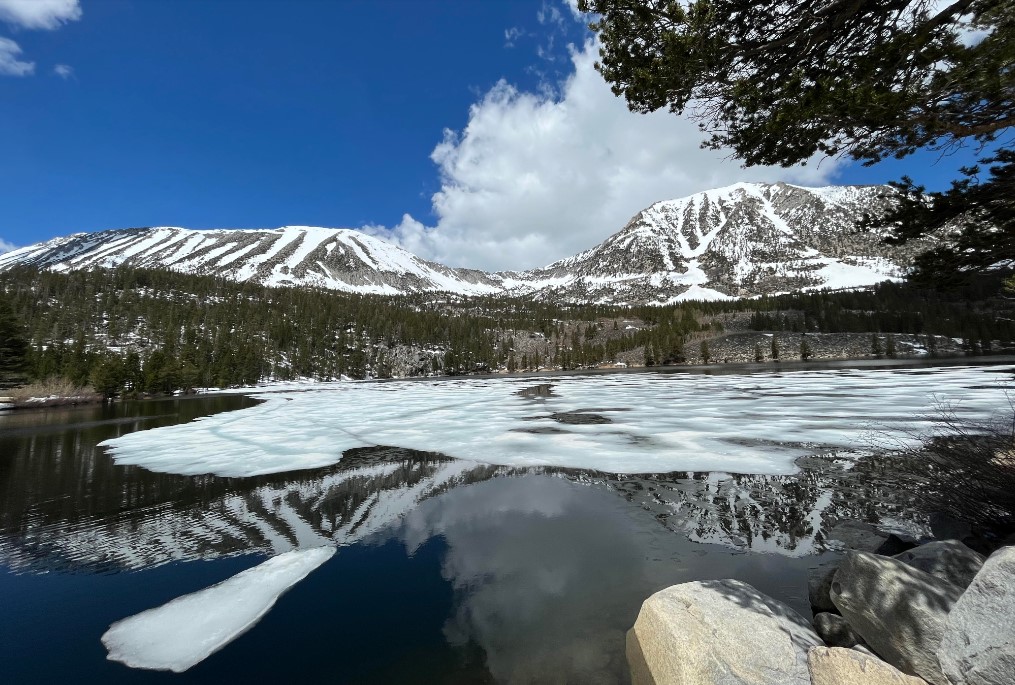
[0,225,504,296]
[0,183,924,304]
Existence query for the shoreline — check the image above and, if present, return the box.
[219,353,1015,395]
[3,354,1012,410]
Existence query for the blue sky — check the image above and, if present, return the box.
[0,0,988,270]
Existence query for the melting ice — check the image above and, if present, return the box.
[99,365,1012,477]
[101,546,335,672]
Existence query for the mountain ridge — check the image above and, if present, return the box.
[0,182,926,304]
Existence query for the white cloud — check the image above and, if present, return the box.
[0,36,33,76]
[535,34,557,62]
[0,238,17,254]
[367,40,842,272]
[562,0,584,20]
[537,2,564,27]
[504,26,524,48]
[0,0,81,30]
[53,63,72,78]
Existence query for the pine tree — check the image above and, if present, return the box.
[770,336,780,361]
[90,355,126,399]
[0,293,29,387]
[800,336,812,361]
[754,343,763,363]
[582,1,1014,283]
[700,340,710,364]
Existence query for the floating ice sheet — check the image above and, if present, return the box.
[99,365,1012,477]
[101,546,335,672]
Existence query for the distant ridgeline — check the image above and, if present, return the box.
[0,183,936,305]
[0,265,1011,395]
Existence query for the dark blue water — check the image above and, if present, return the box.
[0,394,925,683]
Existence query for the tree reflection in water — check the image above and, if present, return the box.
[0,397,932,683]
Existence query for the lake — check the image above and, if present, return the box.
[1,363,1011,683]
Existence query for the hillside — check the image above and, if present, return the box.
[0,183,928,304]
[1,265,1010,394]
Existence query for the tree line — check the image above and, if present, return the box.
[0,266,1010,395]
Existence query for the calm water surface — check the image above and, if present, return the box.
[0,381,946,684]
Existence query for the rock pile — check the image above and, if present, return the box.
[628,524,1013,684]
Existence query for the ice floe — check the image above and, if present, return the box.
[101,546,335,672]
[99,365,1012,477]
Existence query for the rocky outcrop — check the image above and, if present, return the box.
[627,579,822,685]
[627,541,1015,685]
[813,612,866,649]
[808,563,840,614]
[938,545,1015,685]
[894,540,985,590]
[830,551,962,684]
[684,331,967,365]
[807,646,928,685]
[807,564,840,617]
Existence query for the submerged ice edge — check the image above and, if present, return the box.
[98,366,1012,477]
[101,546,336,673]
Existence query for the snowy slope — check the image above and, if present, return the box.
[516,182,925,304]
[0,182,928,303]
[0,225,504,296]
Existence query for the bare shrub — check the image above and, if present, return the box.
[8,378,102,407]
[873,400,1015,536]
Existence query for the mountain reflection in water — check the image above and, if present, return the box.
[0,393,931,683]
[2,437,925,575]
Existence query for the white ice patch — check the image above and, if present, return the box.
[101,546,335,672]
[99,365,1012,477]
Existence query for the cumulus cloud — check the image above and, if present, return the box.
[396,475,683,683]
[0,36,32,76]
[53,63,72,78]
[0,0,81,30]
[366,39,842,272]
[0,238,17,254]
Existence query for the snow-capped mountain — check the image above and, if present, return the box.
[519,182,924,303]
[0,225,505,296]
[0,182,926,303]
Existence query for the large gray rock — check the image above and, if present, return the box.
[876,533,919,557]
[830,551,962,685]
[827,520,890,552]
[627,579,822,685]
[938,545,1015,685]
[808,563,840,614]
[813,612,865,648]
[894,540,985,589]
[808,646,928,685]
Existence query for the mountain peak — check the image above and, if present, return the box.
[0,183,921,304]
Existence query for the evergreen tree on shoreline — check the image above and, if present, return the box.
[0,293,28,387]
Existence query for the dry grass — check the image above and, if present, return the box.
[7,378,102,408]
